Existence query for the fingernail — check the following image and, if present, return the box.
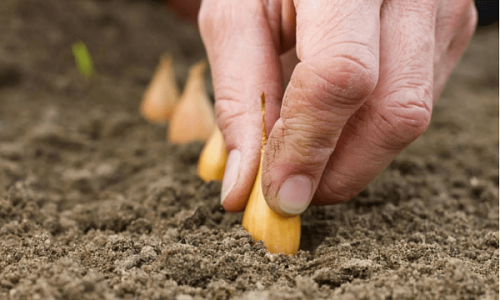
[221,150,241,206]
[277,175,313,215]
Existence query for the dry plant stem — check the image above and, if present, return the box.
[167,59,216,144]
[140,54,179,123]
[198,126,228,181]
[242,93,301,255]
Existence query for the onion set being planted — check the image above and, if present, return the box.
[242,93,301,255]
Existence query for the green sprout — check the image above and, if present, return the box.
[72,41,96,79]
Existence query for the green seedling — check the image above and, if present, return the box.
[72,41,96,78]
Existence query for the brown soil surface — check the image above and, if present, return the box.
[0,1,498,299]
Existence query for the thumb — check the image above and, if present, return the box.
[199,1,283,211]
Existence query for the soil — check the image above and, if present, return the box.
[0,0,498,299]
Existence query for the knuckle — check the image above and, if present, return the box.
[296,54,378,108]
[374,91,432,149]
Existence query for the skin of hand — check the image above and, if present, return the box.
[169,0,477,216]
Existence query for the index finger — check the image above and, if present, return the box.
[198,1,284,211]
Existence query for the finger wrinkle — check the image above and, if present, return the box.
[213,85,252,102]
[283,113,343,138]
[390,105,431,130]
[281,90,351,131]
[300,32,378,62]
[233,37,276,50]
[284,135,335,167]
[215,94,280,115]
[295,59,376,106]
[329,53,378,84]
[281,106,349,135]
[214,79,282,103]
[334,123,388,164]
[380,87,433,113]
[387,99,432,116]
[214,41,275,62]
[368,103,431,151]
[382,0,435,21]
[282,89,353,123]
[328,47,378,70]
[211,72,242,85]
[216,105,255,129]
[280,118,340,153]
[367,110,407,151]
[297,23,342,57]
[386,78,431,91]
[265,125,285,159]
[382,67,430,83]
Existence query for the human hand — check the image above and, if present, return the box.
[174,0,477,216]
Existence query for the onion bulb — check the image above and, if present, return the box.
[242,93,301,255]
[198,126,227,181]
[140,54,179,123]
[167,59,216,144]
